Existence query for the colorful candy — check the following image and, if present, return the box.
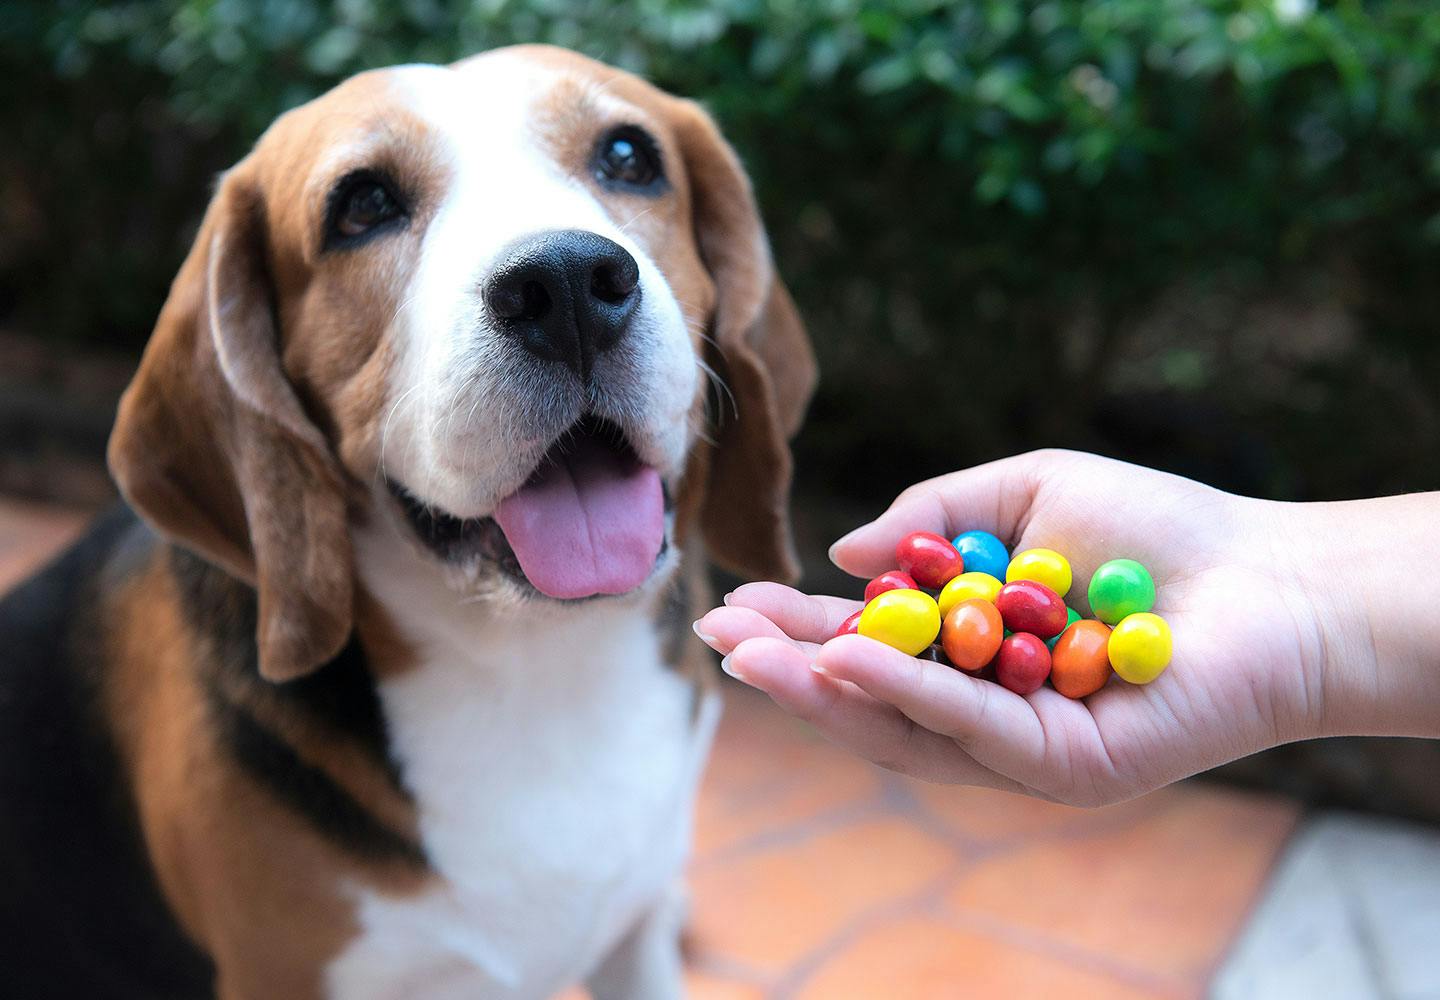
[951,530,1009,581]
[995,633,1052,695]
[1108,612,1172,684]
[895,532,966,589]
[835,530,1172,698]
[1005,548,1073,598]
[1088,559,1156,625]
[1046,607,1082,650]
[919,644,951,665]
[995,580,1068,639]
[937,571,1004,617]
[836,608,863,638]
[939,599,1005,672]
[857,588,941,656]
[1050,620,1113,698]
[865,570,918,603]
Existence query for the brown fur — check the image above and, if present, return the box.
[102,550,427,999]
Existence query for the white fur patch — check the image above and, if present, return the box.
[326,523,718,999]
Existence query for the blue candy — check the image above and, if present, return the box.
[951,530,1010,581]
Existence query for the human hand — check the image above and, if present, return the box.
[695,450,1440,805]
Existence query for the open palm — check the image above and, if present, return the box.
[696,450,1332,806]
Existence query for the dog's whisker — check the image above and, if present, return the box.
[377,381,424,484]
[439,366,485,451]
[617,205,657,235]
[695,357,737,425]
[688,409,719,447]
[374,285,429,487]
[669,312,722,353]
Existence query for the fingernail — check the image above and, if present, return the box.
[719,653,744,680]
[691,619,717,645]
[828,527,863,564]
[722,591,735,606]
[810,661,829,676]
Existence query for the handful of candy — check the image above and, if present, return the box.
[835,530,1171,698]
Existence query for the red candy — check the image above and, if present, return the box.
[835,608,863,638]
[940,599,1005,672]
[995,633,1052,694]
[864,570,919,603]
[995,580,1068,638]
[894,531,965,589]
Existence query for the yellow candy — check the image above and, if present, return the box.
[1108,612,1172,684]
[937,572,1004,617]
[1006,548,1073,597]
[857,589,941,657]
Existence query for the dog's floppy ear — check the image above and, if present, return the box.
[108,165,353,682]
[673,100,817,583]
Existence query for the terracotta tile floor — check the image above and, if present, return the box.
[0,496,91,590]
[676,686,1298,1000]
[0,501,1302,999]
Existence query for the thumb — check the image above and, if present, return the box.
[829,452,1055,578]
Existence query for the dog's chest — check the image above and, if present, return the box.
[325,593,715,1000]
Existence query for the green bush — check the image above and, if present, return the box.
[4,0,1439,510]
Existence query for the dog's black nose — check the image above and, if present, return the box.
[486,230,641,380]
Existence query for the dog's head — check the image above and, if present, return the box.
[109,45,815,682]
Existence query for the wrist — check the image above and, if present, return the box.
[1284,494,1440,739]
[1238,497,1339,744]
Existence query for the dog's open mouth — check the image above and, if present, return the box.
[389,416,668,599]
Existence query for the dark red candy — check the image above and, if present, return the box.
[894,531,965,589]
[864,569,919,603]
[995,633,1052,695]
[995,580,1068,638]
[919,643,953,667]
[835,608,863,638]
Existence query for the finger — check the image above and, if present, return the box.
[815,633,1057,782]
[694,604,822,656]
[722,582,862,643]
[828,451,1070,578]
[724,637,1035,791]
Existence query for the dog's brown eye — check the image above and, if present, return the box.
[324,172,406,249]
[337,181,398,236]
[593,126,664,191]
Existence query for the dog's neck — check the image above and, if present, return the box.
[327,514,716,996]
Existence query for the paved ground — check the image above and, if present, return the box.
[1213,813,1440,1000]
[5,499,1432,999]
[674,686,1295,999]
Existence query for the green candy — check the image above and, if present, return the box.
[1088,559,1156,625]
[1045,607,1082,650]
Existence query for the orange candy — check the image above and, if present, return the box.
[1050,619,1113,699]
[939,599,1004,672]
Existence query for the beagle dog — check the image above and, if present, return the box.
[0,45,814,999]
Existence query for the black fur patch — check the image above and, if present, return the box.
[0,505,215,998]
[169,547,404,786]
[203,685,426,867]
[169,546,424,867]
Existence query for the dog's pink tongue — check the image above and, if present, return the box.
[494,440,664,600]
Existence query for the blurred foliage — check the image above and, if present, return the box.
[3,0,1440,511]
